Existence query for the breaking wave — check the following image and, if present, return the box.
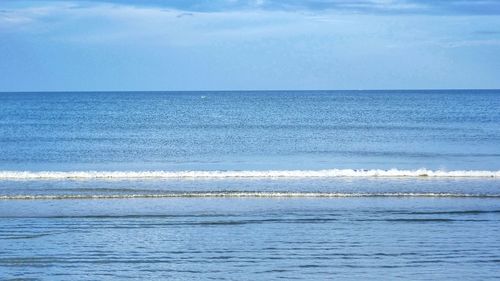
[0,169,499,180]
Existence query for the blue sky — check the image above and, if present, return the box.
[1,0,500,91]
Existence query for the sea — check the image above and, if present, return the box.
[0,90,499,280]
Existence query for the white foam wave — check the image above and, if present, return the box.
[1,192,499,200]
[0,169,499,180]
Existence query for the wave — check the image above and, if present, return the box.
[1,192,499,200]
[0,169,499,180]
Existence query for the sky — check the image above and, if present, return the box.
[1,0,500,91]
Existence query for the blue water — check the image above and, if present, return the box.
[1,90,499,171]
[1,90,500,280]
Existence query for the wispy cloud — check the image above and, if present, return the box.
[28,0,500,15]
[2,1,500,47]
[0,3,320,46]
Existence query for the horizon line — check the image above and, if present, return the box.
[1,88,499,94]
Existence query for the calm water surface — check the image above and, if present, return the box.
[0,90,499,280]
[1,90,499,171]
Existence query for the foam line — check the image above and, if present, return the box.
[1,192,499,200]
[0,169,499,180]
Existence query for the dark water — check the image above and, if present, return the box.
[0,90,499,280]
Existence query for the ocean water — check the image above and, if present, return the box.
[1,90,499,280]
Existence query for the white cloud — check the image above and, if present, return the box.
[1,0,500,49]
[0,2,330,46]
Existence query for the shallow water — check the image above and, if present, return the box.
[1,197,499,280]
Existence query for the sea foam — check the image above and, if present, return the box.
[0,169,498,180]
[1,192,499,200]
